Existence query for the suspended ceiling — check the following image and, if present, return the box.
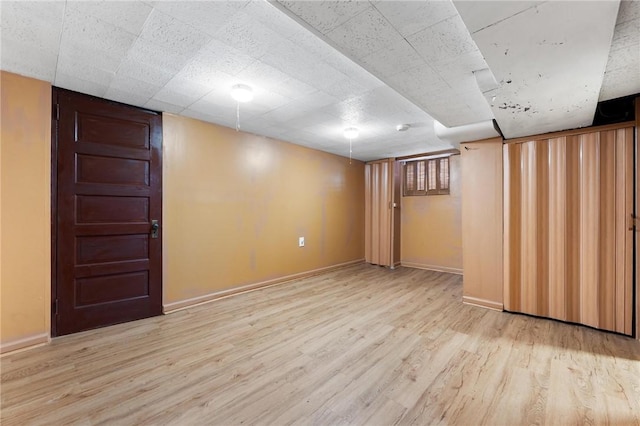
[1,1,638,161]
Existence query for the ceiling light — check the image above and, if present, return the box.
[230,84,254,103]
[343,127,359,139]
[396,124,410,132]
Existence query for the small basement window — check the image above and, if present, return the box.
[403,157,450,196]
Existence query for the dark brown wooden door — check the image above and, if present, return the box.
[53,88,162,336]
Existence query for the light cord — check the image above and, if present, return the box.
[235,102,240,131]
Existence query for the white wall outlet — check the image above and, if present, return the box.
[298,237,305,247]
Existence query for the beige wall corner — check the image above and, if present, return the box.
[401,155,463,272]
[162,114,365,306]
[461,137,504,309]
[0,71,52,353]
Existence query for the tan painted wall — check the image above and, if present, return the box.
[162,114,365,306]
[0,71,52,351]
[461,138,503,310]
[400,155,462,273]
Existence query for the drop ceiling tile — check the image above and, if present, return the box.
[175,61,235,89]
[384,63,448,97]
[61,8,138,59]
[65,0,153,36]
[125,38,195,73]
[197,39,256,76]
[371,1,458,37]
[358,39,424,78]
[406,15,478,67]
[236,61,294,92]
[334,90,401,121]
[257,93,339,122]
[617,0,640,25]
[317,101,377,126]
[0,38,58,81]
[370,87,427,118]
[603,43,640,72]
[151,87,200,109]
[326,6,404,58]
[117,57,173,87]
[151,1,248,37]
[0,1,64,25]
[256,28,322,68]
[600,60,640,101]
[163,76,212,102]
[138,9,212,58]
[108,75,161,101]
[298,91,345,112]
[274,0,371,33]
[241,89,293,114]
[104,87,153,108]
[188,90,236,114]
[284,111,340,131]
[610,18,640,51]
[57,58,115,87]
[58,40,123,74]
[213,11,283,58]
[144,98,184,114]
[453,1,545,34]
[433,50,488,87]
[264,53,347,94]
[274,77,317,101]
[306,66,356,94]
[288,26,340,62]
[340,65,387,92]
[321,77,370,102]
[1,1,64,52]
[243,0,301,39]
[54,72,109,98]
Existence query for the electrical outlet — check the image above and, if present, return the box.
[298,237,305,247]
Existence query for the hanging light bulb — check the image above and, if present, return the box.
[343,127,359,139]
[230,84,254,103]
[344,127,359,164]
[231,84,254,131]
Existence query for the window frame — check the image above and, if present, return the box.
[403,156,450,196]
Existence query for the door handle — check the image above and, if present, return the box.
[151,220,159,238]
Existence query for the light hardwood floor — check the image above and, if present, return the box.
[2,264,639,425]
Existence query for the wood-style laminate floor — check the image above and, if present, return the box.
[2,264,639,425]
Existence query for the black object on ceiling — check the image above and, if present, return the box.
[592,93,637,126]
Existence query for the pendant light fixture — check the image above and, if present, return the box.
[343,127,359,164]
[230,84,253,131]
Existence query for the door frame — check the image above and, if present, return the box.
[635,96,639,340]
[50,88,164,337]
[50,88,59,337]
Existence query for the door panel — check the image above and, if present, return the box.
[364,159,397,267]
[54,88,162,336]
[76,196,149,223]
[503,126,634,335]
